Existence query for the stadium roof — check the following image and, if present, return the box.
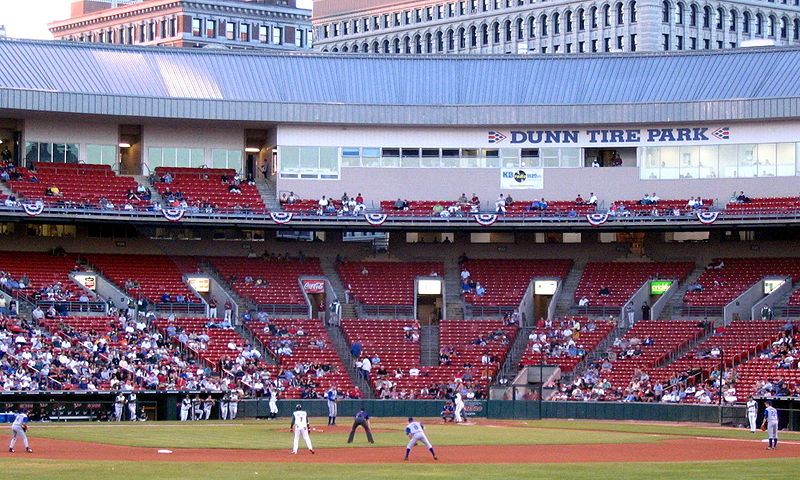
[1,38,799,126]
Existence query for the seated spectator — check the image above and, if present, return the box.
[706,259,724,270]
[470,193,480,205]
[597,286,611,296]
[686,283,703,293]
[587,192,598,205]
[355,193,364,204]
[736,191,751,203]
[475,283,485,296]
[578,297,589,307]
[611,153,623,166]
[160,293,172,302]
[575,194,585,205]
[162,172,173,183]
[505,194,513,206]
[458,193,468,203]
[393,198,405,210]
[228,184,241,194]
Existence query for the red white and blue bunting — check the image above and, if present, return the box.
[586,212,610,226]
[696,211,720,225]
[161,208,186,222]
[22,202,44,216]
[364,213,388,226]
[474,214,498,226]
[270,211,293,225]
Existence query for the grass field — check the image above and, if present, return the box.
[0,419,798,480]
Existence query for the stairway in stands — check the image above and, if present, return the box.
[419,325,440,366]
[256,180,281,211]
[553,261,585,318]
[319,257,358,317]
[443,262,465,319]
[658,263,704,320]
[497,325,533,383]
[325,323,374,398]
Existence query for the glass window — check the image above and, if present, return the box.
[401,148,420,168]
[361,147,381,167]
[641,147,659,179]
[341,148,360,167]
[776,143,795,176]
[678,145,699,179]
[541,148,560,167]
[207,19,216,37]
[421,148,440,167]
[441,149,459,167]
[318,147,338,171]
[381,148,400,167]
[560,148,581,167]
[718,145,738,178]
[482,149,500,168]
[460,148,479,168]
[87,144,117,166]
[698,145,718,178]
[259,25,269,43]
[756,143,776,177]
[192,18,202,36]
[191,148,205,168]
[176,148,191,167]
[226,22,235,40]
[737,144,756,178]
[501,148,519,168]
[272,27,282,44]
[280,146,300,170]
[299,147,319,169]
[240,24,250,42]
[521,148,540,167]
[659,146,679,179]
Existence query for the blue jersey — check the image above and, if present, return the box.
[765,406,779,424]
[326,389,337,401]
[406,421,424,435]
[11,413,28,427]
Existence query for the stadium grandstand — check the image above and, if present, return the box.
[0,37,799,422]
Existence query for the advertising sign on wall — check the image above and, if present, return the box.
[500,168,544,189]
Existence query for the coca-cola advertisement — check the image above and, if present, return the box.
[302,279,325,293]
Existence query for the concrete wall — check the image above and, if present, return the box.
[24,117,118,163]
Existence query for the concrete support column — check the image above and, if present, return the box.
[634,0,664,51]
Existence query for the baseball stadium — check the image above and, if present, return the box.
[0,37,799,479]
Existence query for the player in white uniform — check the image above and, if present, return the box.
[203,395,214,420]
[113,392,125,421]
[746,396,758,433]
[180,396,192,421]
[404,417,437,461]
[268,387,279,420]
[290,404,314,454]
[228,390,240,420]
[192,395,203,420]
[219,391,230,420]
[127,393,138,421]
[8,410,32,453]
[762,400,779,450]
[325,385,338,425]
[454,391,465,423]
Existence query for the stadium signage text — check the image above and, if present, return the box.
[302,279,326,293]
[489,127,729,144]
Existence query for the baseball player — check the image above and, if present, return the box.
[203,394,214,420]
[762,400,780,450]
[325,385,338,425]
[113,391,125,421]
[219,391,230,420]
[347,407,375,443]
[441,402,455,423]
[192,394,203,420]
[746,396,758,433]
[180,396,192,421]
[127,392,138,421]
[268,386,279,420]
[404,417,437,461]
[8,409,32,453]
[228,389,240,420]
[454,391,465,423]
[290,404,314,454]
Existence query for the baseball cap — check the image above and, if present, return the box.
[295,404,302,410]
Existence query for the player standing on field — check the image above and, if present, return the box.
[404,417,437,461]
[180,396,192,421]
[762,400,779,450]
[229,389,240,419]
[8,409,32,453]
[219,391,230,420]
[203,394,214,420]
[454,390,465,423]
[127,392,138,421]
[347,407,375,444]
[290,404,314,454]
[268,386,279,420]
[746,396,757,433]
[326,385,338,425]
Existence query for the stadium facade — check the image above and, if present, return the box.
[311,0,800,54]
[0,39,799,206]
[48,0,313,51]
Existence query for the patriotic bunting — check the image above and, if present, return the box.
[586,212,610,226]
[474,214,498,226]
[696,211,720,225]
[270,211,293,225]
[161,208,186,222]
[22,202,44,216]
[364,213,388,226]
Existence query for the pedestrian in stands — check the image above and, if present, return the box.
[598,286,611,297]
[587,192,598,205]
[224,300,233,322]
[208,299,217,318]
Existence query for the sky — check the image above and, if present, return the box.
[2,0,313,40]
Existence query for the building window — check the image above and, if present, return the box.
[616,2,624,24]
[676,3,683,24]
[541,15,548,36]
[663,33,670,50]
[273,26,283,44]
[676,34,683,49]
[716,8,724,30]
[578,9,585,30]
[590,7,598,28]
[505,19,512,41]
[148,147,205,169]
[296,29,304,47]
[703,6,711,28]
[493,22,500,43]
[604,4,611,26]
[690,5,697,26]
[170,17,177,36]
[690,37,696,49]
[25,142,79,164]
[259,25,269,43]
[160,19,167,38]
[482,24,489,44]
[617,35,623,49]
[662,1,670,23]
[591,39,598,51]
[553,13,560,34]
[630,34,636,51]
[743,11,750,33]
[730,10,737,32]
[207,19,216,37]
[192,18,201,36]
[226,22,235,40]
[756,13,763,35]
[603,37,610,51]
[148,22,155,41]
[630,0,637,22]
[241,24,250,42]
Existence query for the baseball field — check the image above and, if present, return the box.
[1,418,799,480]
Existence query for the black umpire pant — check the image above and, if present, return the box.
[347,418,374,443]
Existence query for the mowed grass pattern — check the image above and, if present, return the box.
[1,458,800,480]
[28,420,668,449]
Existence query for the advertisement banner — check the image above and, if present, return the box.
[302,279,325,294]
[500,168,544,189]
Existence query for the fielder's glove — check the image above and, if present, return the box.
[22,425,27,432]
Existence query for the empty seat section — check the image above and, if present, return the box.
[337,261,443,306]
[88,254,201,303]
[0,251,92,302]
[7,163,146,207]
[210,257,323,306]
[724,197,800,215]
[576,262,694,307]
[461,259,572,307]
[684,258,800,306]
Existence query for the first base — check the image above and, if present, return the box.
[157,449,173,454]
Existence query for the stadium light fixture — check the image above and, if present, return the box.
[118,142,131,148]
[244,147,260,153]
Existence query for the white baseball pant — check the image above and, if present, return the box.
[292,426,313,453]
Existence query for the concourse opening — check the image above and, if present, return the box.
[415,276,444,325]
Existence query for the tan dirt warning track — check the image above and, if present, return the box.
[16,436,800,464]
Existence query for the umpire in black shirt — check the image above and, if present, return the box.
[347,407,375,443]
